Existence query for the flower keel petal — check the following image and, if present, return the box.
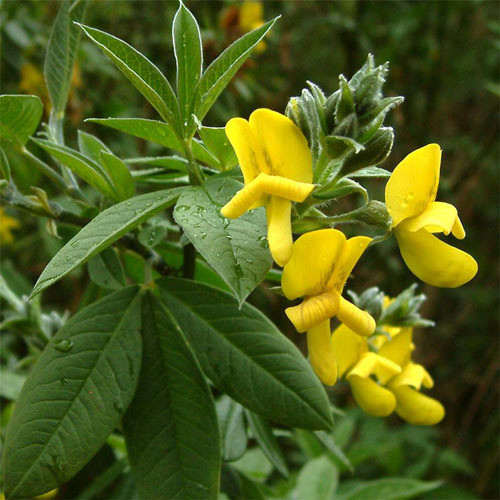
[266,196,293,266]
[395,227,478,287]
[307,320,337,386]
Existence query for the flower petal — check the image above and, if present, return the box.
[266,195,293,266]
[385,144,441,227]
[347,352,401,381]
[307,320,337,386]
[388,362,434,390]
[239,1,264,32]
[452,214,466,240]
[336,296,376,337]
[327,236,372,291]
[348,375,396,417]
[390,385,445,425]
[226,116,268,183]
[395,227,478,287]
[221,174,266,218]
[378,327,413,368]
[257,173,314,202]
[285,291,339,333]
[282,229,346,300]
[399,201,458,235]
[249,109,313,183]
[331,324,368,378]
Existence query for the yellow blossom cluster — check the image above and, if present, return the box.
[221,108,477,425]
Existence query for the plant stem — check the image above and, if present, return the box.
[182,138,204,186]
[47,111,86,200]
[180,137,203,278]
[182,243,196,279]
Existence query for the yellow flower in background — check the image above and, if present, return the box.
[331,324,445,425]
[19,63,51,113]
[221,109,315,266]
[281,229,375,385]
[0,208,21,245]
[1,489,58,500]
[385,144,477,288]
[238,1,266,52]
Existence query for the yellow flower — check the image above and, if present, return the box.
[281,229,375,385]
[221,109,315,266]
[385,144,477,287]
[239,1,263,32]
[331,324,445,425]
[238,1,266,52]
[0,208,21,245]
[1,489,58,500]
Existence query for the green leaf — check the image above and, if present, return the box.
[0,145,11,181]
[216,396,247,462]
[77,130,111,162]
[32,138,117,199]
[0,272,25,312]
[313,177,368,202]
[245,410,288,477]
[174,177,272,305]
[195,18,278,120]
[99,150,135,201]
[0,369,26,401]
[124,292,220,500]
[77,24,180,128]
[336,478,442,500]
[292,456,338,500]
[75,459,127,500]
[324,135,364,159]
[137,218,169,249]
[125,155,188,172]
[335,75,355,123]
[88,118,218,167]
[236,471,266,500]
[0,95,43,147]
[347,166,391,178]
[232,449,272,481]
[157,277,333,430]
[314,430,354,473]
[342,126,394,174]
[172,1,202,129]
[87,247,126,290]
[44,0,87,114]
[30,188,183,298]
[3,287,142,499]
[198,126,237,170]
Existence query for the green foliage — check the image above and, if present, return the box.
[216,396,247,462]
[32,138,119,199]
[77,23,180,127]
[30,188,183,297]
[0,95,42,149]
[245,409,289,477]
[194,18,278,122]
[88,118,219,167]
[172,1,203,132]
[336,478,442,500]
[3,287,142,498]
[124,292,220,500]
[1,1,496,499]
[87,247,126,290]
[157,277,334,430]
[44,0,87,116]
[293,455,339,500]
[174,177,272,304]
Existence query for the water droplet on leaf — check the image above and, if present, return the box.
[54,339,74,353]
